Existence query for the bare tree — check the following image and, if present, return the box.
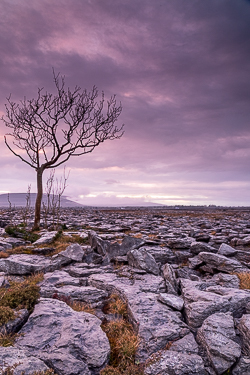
[2,72,124,230]
[42,167,70,229]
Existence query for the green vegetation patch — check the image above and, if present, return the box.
[5,225,40,243]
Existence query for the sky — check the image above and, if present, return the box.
[0,0,250,207]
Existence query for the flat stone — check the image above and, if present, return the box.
[198,251,249,274]
[158,293,184,311]
[0,254,52,275]
[40,270,81,287]
[181,278,250,328]
[0,347,50,374]
[33,231,58,245]
[144,351,206,375]
[169,332,199,354]
[40,285,108,308]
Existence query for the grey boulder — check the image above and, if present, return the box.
[33,231,58,245]
[237,314,250,356]
[197,312,241,374]
[169,332,199,355]
[190,242,217,255]
[127,248,160,275]
[16,298,110,375]
[162,263,178,295]
[232,356,250,375]
[55,243,85,262]
[181,278,250,328]
[0,308,29,334]
[197,251,249,274]
[0,253,73,275]
[218,243,238,257]
[40,284,108,308]
[89,272,189,362]
[144,245,176,264]
[0,254,52,275]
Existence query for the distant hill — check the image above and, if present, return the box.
[0,193,84,208]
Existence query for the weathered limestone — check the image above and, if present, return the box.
[181,278,250,328]
[33,230,58,245]
[40,284,108,308]
[0,347,50,374]
[190,242,217,255]
[0,253,73,275]
[127,248,160,275]
[55,243,85,262]
[162,263,178,295]
[89,272,189,362]
[197,251,249,274]
[1,208,250,373]
[197,312,241,374]
[169,332,199,355]
[16,298,110,375]
[0,254,53,275]
[232,356,250,375]
[237,314,250,356]
[144,350,206,375]
[218,243,238,257]
[158,293,184,311]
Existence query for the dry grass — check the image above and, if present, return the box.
[69,301,96,315]
[237,272,250,289]
[52,293,96,315]
[0,330,19,347]
[101,319,139,371]
[103,294,128,318]
[0,246,34,259]
[0,273,43,348]
[43,233,88,256]
[0,273,43,313]
[101,294,142,375]
[133,233,143,239]
[0,306,15,326]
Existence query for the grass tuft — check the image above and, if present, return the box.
[52,293,96,315]
[0,330,19,347]
[103,294,128,318]
[0,275,42,312]
[237,272,250,289]
[100,294,142,375]
[0,306,15,326]
[69,300,96,315]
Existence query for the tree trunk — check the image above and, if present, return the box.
[33,167,44,231]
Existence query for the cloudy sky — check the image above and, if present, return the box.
[0,0,250,206]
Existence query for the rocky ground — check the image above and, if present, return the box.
[0,207,250,374]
